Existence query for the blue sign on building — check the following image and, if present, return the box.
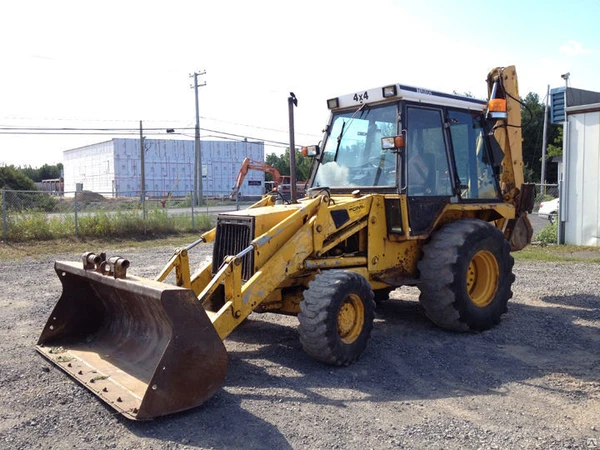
[550,87,566,123]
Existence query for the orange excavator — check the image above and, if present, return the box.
[230,158,283,198]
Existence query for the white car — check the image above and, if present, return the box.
[538,198,559,224]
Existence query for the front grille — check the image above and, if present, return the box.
[212,215,255,280]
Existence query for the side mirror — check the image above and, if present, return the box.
[381,135,405,150]
[301,145,320,157]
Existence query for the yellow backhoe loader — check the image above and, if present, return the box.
[37,66,535,420]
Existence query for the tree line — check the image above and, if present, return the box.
[520,92,561,184]
[0,163,63,191]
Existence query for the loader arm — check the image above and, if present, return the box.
[155,194,277,289]
[195,196,323,339]
[188,193,376,340]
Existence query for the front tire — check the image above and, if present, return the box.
[418,219,514,332]
[298,270,375,366]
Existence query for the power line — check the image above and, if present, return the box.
[173,133,292,149]
[200,115,321,138]
[0,130,145,135]
[199,127,301,147]
[0,115,322,139]
[0,115,187,124]
[0,126,301,148]
[0,126,191,131]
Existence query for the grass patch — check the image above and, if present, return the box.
[514,244,600,263]
[3,209,599,264]
[4,235,599,264]
[0,233,205,261]
[2,208,215,243]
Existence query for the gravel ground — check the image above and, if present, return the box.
[0,242,599,450]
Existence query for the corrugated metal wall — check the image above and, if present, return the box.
[63,138,265,197]
[113,139,196,196]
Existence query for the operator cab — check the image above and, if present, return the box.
[305,83,505,235]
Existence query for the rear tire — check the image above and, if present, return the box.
[418,219,514,332]
[298,270,375,366]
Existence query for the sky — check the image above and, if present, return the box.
[1,0,599,167]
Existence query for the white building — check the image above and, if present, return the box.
[63,138,265,198]
[563,102,600,246]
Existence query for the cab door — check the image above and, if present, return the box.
[404,105,454,236]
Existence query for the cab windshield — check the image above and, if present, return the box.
[313,103,397,188]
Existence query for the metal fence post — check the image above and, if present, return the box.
[2,190,7,241]
[191,191,195,231]
[74,191,79,238]
[142,192,147,235]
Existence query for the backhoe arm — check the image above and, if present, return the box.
[487,66,524,205]
[487,66,534,250]
[231,157,283,198]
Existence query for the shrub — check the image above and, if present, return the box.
[536,221,558,245]
[78,212,114,237]
[194,213,216,231]
[3,190,58,213]
[145,209,176,234]
[6,212,53,241]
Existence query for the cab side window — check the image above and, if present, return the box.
[406,107,452,196]
[448,110,499,200]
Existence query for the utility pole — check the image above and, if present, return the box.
[190,71,206,206]
[540,84,550,193]
[558,72,570,245]
[139,121,145,203]
[139,121,147,234]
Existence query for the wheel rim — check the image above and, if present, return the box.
[337,294,364,344]
[466,250,499,307]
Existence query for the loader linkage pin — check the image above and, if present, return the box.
[81,252,130,279]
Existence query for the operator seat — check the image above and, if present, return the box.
[409,152,436,195]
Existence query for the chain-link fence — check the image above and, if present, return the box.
[1,189,254,242]
[533,183,559,213]
[2,185,562,242]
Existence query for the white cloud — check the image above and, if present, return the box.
[559,40,594,56]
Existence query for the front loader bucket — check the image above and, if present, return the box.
[36,261,228,420]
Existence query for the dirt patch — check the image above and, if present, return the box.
[75,190,107,202]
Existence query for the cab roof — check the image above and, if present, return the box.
[329,83,487,111]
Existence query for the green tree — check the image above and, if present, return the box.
[19,163,63,182]
[520,93,561,183]
[265,148,312,181]
[1,165,59,212]
[546,126,563,159]
[0,166,38,190]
